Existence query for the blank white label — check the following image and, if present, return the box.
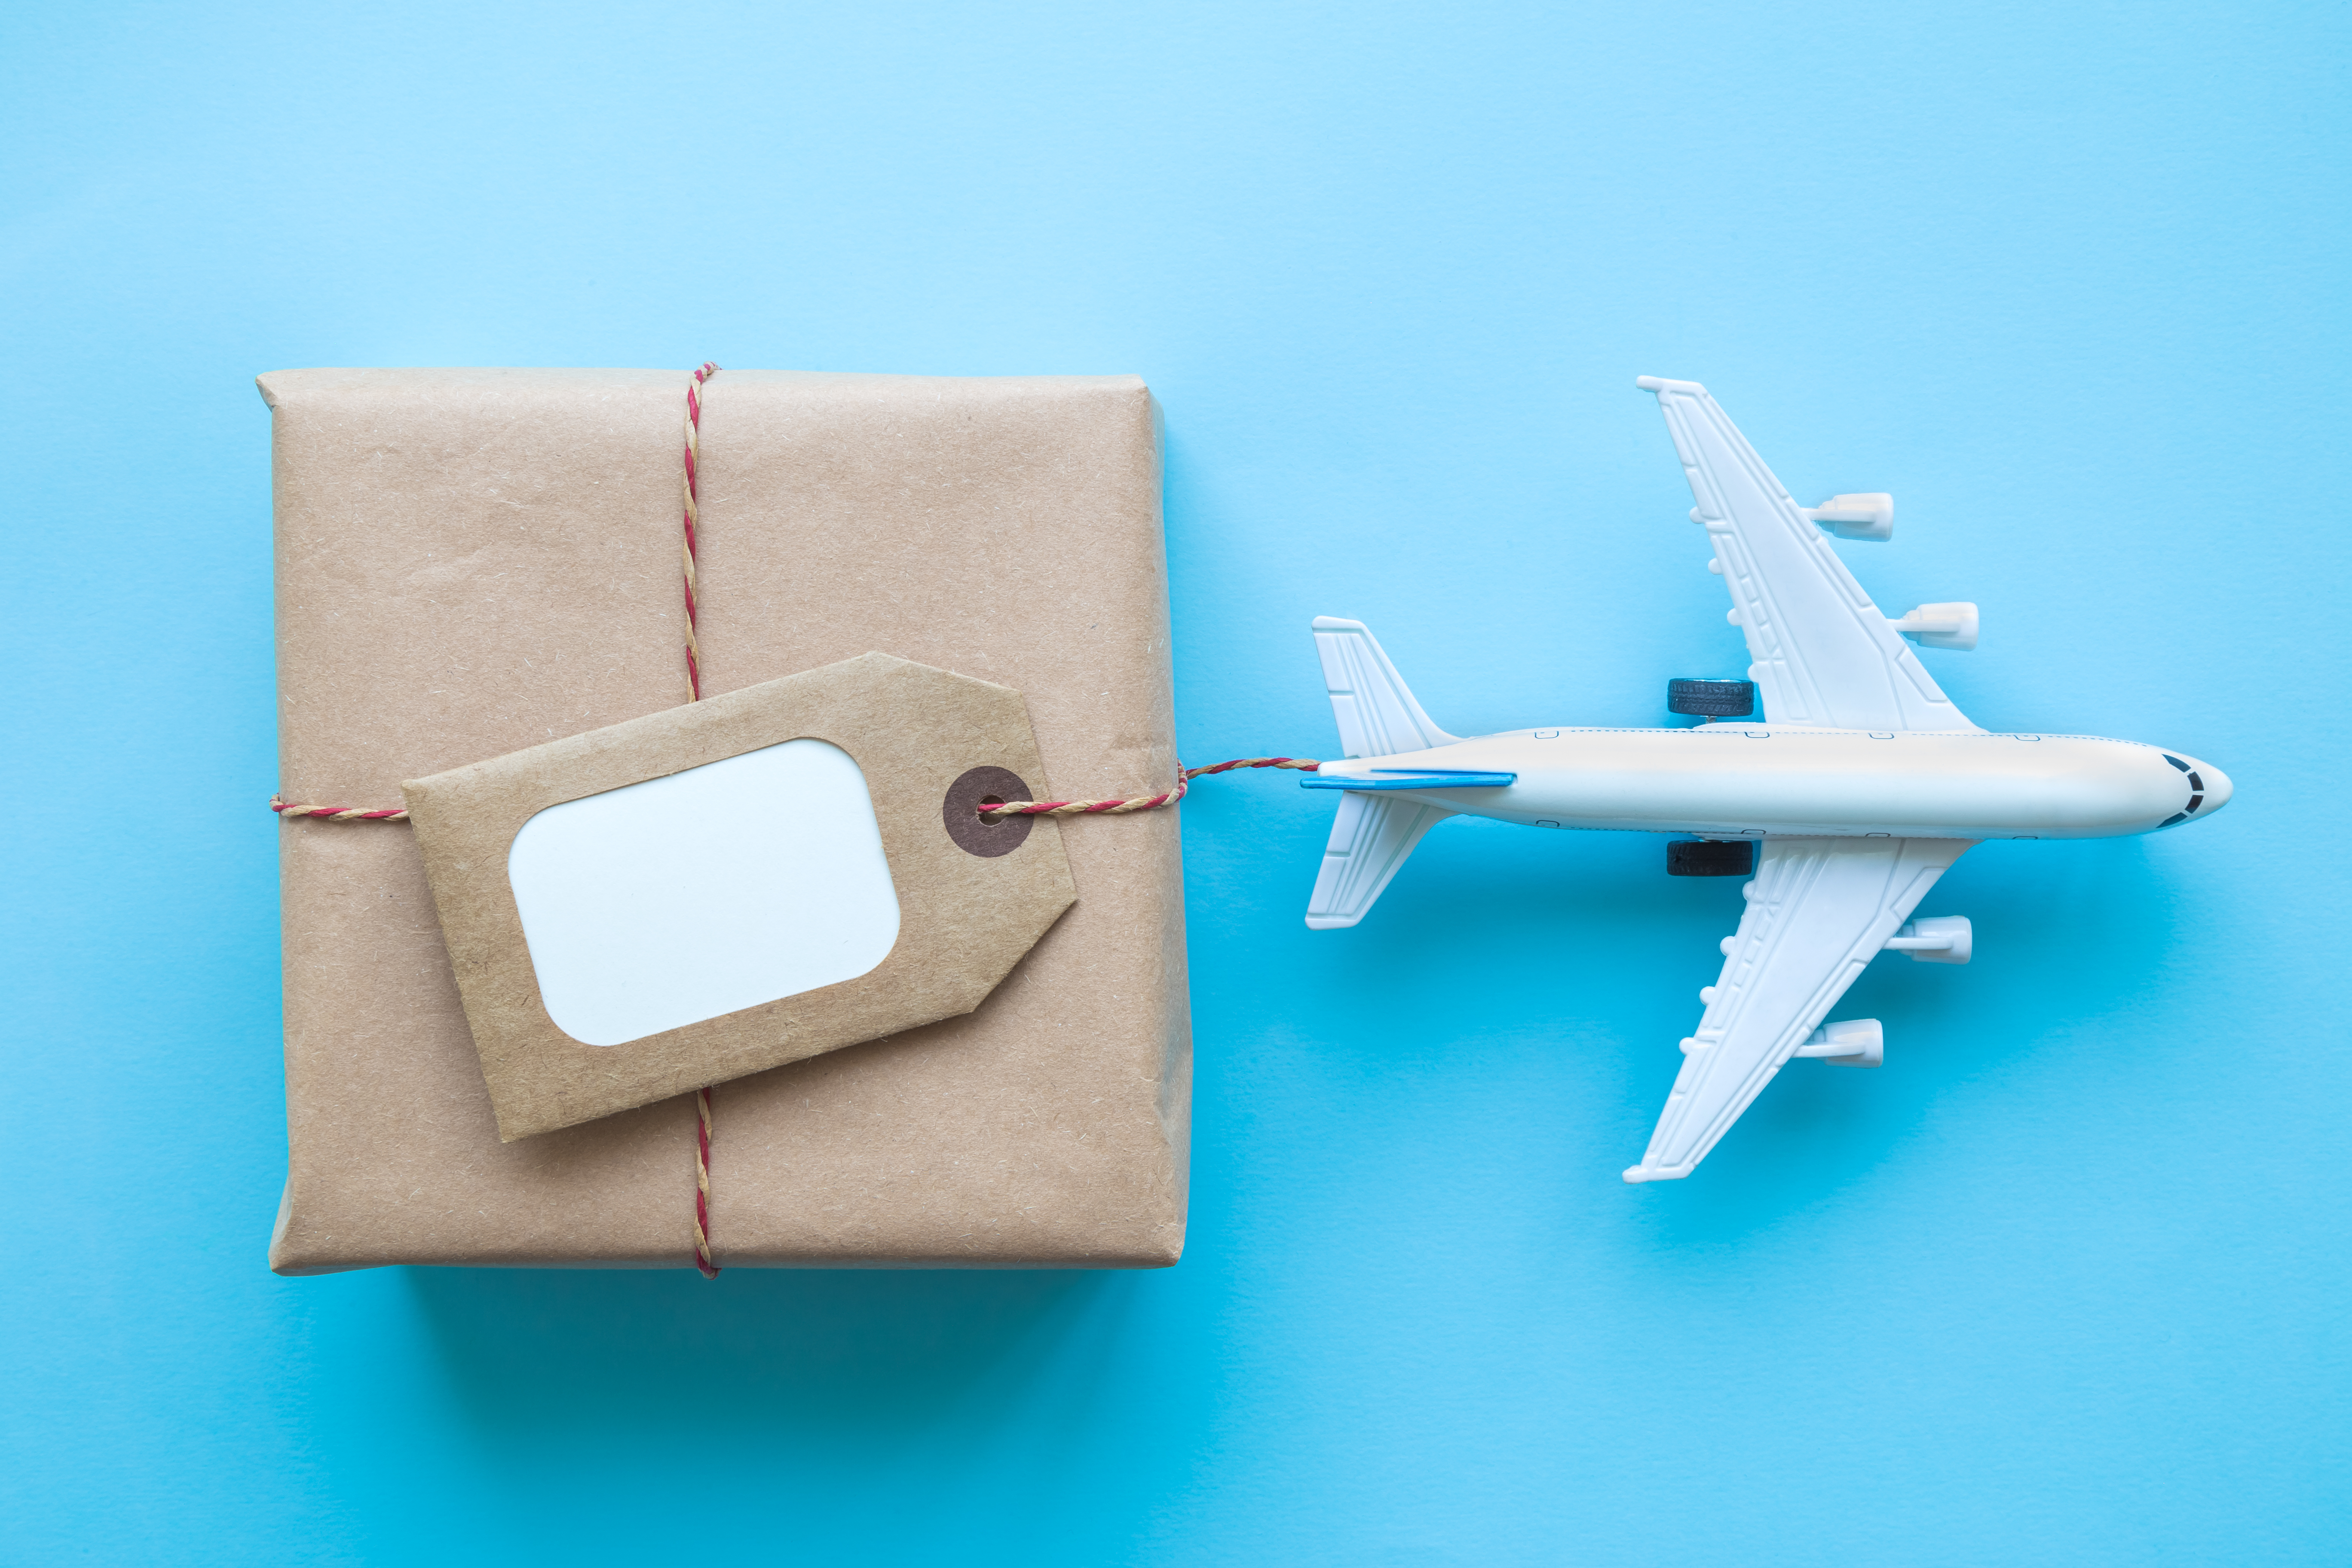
[507,739,902,1047]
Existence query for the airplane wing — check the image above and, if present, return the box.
[1624,836,1976,1182]
[1639,377,1978,733]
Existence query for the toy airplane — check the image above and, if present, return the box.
[1303,376,2232,1183]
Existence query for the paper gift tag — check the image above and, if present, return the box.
[402,653,1077,1140]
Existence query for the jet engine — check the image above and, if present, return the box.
[1795,1018,1883,1067]
[1888,602,1979,652]
[1884,915,1971,964]
[1801,493,1894,541]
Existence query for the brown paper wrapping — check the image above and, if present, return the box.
[265,368,1187,1273]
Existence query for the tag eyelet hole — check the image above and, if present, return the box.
[943,767,1034,858]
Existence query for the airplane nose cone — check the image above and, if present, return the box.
[2197,762,2233,816]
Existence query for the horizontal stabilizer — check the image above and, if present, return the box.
[1312,617,1456,759]
[1305,791,1452,930]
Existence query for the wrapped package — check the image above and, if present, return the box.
[263,368,1186,1272]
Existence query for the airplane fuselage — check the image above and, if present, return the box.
[1317,725,2230,841]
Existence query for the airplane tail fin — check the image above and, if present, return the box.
[1305,618,1458,929]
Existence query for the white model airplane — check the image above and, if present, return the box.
[1303,376,2232,1183]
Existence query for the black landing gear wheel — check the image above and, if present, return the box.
[1667,839,1755,877]
[1667,678,1755,719]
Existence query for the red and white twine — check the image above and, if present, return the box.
[265,360,1316,1280]
[692,1080,718,1280]
[268,796,408,822]
[975,756,1321,816]
[681,360,718,703]
[682,363,723,1277]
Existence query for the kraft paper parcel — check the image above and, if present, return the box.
[265,368,1188,1272]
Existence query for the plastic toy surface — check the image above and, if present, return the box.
[1304,377,2232,1183]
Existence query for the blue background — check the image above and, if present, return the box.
[4,3,2346,1562]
